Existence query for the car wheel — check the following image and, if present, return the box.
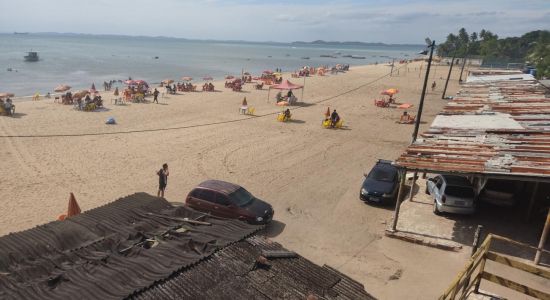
[433,201,441,215]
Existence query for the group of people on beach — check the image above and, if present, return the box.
[0,98,15,116]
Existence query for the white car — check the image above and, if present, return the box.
[426,175,476,215]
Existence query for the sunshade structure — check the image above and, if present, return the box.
[54,85,71,92]
[381,88,399,96]
[125,80,149,92]
[181,76,193,81]
[162,79,174,84]
[225,75,235,80]
[125,79,148,86]
[0,92,15,98]
[267,79,304,103]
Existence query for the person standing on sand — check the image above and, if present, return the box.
[157,163,169,198]
[153,88,160,103]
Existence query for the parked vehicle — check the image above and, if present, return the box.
[479,179,518,207]
[185,180,274,224]
[426,175,476,215]
[360,159,399,204]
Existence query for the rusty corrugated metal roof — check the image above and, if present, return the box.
[0,193,374,300]
[131,236,376,300]
[0,193,263,299]
[395,74,550,179]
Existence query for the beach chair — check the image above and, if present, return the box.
[374,99,389,108]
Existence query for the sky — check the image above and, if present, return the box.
[1,0,549,44]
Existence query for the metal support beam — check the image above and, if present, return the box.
[391,169,408,232]
[408,171,418,202]
[535,208,550,265]
[526,182,540,221]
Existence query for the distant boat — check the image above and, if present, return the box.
[14,32,29,35]
[24,51,39,62]
[154,56,159,59]
[320,55,337,58]
[342,55,352,58]
[351,55,366,59]
[301,57,310,60]
[285,54,290,57]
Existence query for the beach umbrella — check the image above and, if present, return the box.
[225,75,235,80]
[54,85,71,92]
[0,92,15,98]
[203,76,213,81]
[162,79,174,84]
[263,70,273,74]
[124,79,135,85]
[381,88,399,96]
[73,90,89,100]
[67,193,81,217]
[181,76,193,81]
[91,83,96,90]
[243,72,251,76]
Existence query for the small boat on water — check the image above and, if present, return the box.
[301,57,310,60]
[320,55,337,58]
[24,51,39,62]
[351,55,366,59]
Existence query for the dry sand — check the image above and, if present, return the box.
[0,62,470,299]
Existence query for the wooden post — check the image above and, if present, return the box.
[391,169,407,232]
[535,208,550,265]
[408,171,418,202]
[526,182,539,222]
[471,225,484,256]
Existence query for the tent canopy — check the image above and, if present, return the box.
[270,80,303,90]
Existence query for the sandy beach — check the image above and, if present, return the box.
[0,61,468,299]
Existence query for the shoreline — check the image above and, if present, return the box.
[8,61,394,101]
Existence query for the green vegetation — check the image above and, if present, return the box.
[437,29,550,78]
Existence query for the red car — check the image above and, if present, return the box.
[185,180,274,224]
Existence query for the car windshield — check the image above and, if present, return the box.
[229,187,255,207]
[369,167,396,182]
[445,186,475,198]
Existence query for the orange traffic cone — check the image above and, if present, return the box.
[67,193,81,217]
[325,107,330,118]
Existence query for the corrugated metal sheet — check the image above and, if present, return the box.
[0,193,262,300]
[132,236,376,300]
[395,75,550,179]
[0,194,374,300]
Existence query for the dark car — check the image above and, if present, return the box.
[360,160,399,204]
[185,180,274,224]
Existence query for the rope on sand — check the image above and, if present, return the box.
[0,64,409,139]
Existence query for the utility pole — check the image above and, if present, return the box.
[442,51,457,99]
[459,53,468,83]
[411,40,435,143]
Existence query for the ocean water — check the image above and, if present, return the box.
[0,33,422,97]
